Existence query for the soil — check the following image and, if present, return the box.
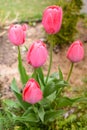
[0,21,87,100]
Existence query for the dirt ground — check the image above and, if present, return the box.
[0,21,87,99]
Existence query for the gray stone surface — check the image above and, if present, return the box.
[81,0,87,13]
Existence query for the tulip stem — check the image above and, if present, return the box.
[32,104,37,113]
[33,68,37,80]
[67,62,74,82]
[46,43,53,83]
[18,46,20,55]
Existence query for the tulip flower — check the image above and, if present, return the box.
[23,78,43,104]
[66,40,84,81]
[8,24,27,46]
[27,40,48,68]
[42,5,63,34]
[67,40,84,63]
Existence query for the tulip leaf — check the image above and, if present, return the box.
[56,97,75,107]
[37,75,44,91]
[44,78,68,97]
[38,105,45,122]
[39,92,57,109]
[11,78,20,93]
[46,91,56,102]
[56,97,87,108]
[32,67,45,90]
[13,92,30,110]
[71,97,87,103]
[50,72,59,79]
[39,98,51,108]
[3,99,19,108]
[44,110,64,123]
[58,67,63,80]
[11,78,30,110]
[14,113,39,122]
[37,67,45,85]
[23,107,33,116]
[43,79,55,97]
[18,46,29,86]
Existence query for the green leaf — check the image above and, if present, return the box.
[37,75,44,91]
[23,106,33,116]
[3,99,19,108]
[18,46,29,85]
[72,97,87,103]
[50,72,59,80]
[15,113,39,122]
[44,79,68,97]
[56,97,87,108]
[56,97,74,107]
[56,81,69,96]
[39,98,51,108]
[43,79,55,97]
[11,78,20,93]
[38,106,45,122]
[58,67,63,80]
[13,92,30,110]
[11,79,30,110]
[55,80,68,88]
[39,92,56,109]
[36,68,45,85]
[31,67,45,91]
[0,112,4,130]
[46,91,56,102]
[44,110,64,123]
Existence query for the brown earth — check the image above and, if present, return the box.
[0,21,87,99]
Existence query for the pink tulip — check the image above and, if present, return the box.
[67,40,84,63]
[8,24,27,46]
[23,78,43,104]
[22,24,28,31]
[42,5,63,34]
[27,40,48,68]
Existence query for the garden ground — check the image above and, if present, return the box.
[0,19,87,100]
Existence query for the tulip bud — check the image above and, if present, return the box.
[22,78,43,104]
[22,24,28,31]
[42,5,63,34]
[8,24,27,46]
[27,40,48,68]
[67,40,84,63]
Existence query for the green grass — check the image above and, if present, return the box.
[0,0,58,22]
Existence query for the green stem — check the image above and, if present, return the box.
[18,46,20,56]
[46,43,53,83]
[34,68,37,78]
[32,68,37,80]
[67,62,74,82]
[17,46,29,85]
[32,104,37,114]
[32,104,35,111]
